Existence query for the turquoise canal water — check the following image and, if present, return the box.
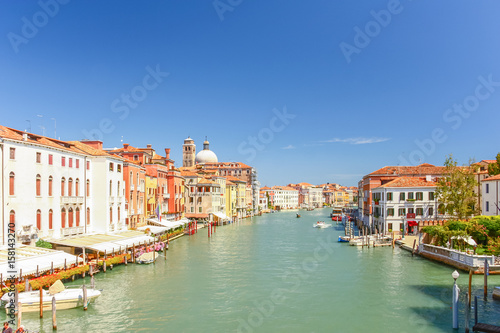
[5,208,500,332]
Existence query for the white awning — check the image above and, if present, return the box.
[48,231,156,254]
[137,225,169,234]
[147,218,190,230]
[213,212,229,220]
[0,245,83,279]
[86,234,155,253]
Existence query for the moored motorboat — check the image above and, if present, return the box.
[136,251,159,264]
[296,213,301,218]
[1,280,101,313]
[338,236,351,242]
[493,287,500,301]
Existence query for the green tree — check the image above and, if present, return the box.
[435,154,478,219]
[488,152,500,176]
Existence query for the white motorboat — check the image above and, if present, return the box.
[493,286,500,301]
[1,280,101,313]
[314,221,331,229]
[136,251,159,264]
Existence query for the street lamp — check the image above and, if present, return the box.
[452,270,460,329]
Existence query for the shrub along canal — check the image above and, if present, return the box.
[4,208,500,332]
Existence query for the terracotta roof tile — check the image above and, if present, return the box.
[482,174,500,182]
[377,176,437,188]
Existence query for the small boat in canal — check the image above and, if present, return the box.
[314,221,331,229]
[296,213,301,218]
[493,287,500,301]
[136,251,159,264]
[1,280,101,313]
[338,236,350,242]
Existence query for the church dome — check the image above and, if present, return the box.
[195,139,218,164]
[195,150,218,164]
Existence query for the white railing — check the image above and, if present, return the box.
[109,196,115,204]
[420,244,495,268]
[109,224,115,232]
[61,226,85,237]
[61,196,84,204]
[130,184,135,190]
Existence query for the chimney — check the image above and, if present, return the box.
[147,144,152,149]
[123,143,129,149]
[81,140,103,150]
[165,148,171,159]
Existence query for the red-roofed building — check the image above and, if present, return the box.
[358,163,450,231]
[482,174,500,215]
[371,176,449,235]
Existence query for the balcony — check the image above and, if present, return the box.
[109,224,115,232]
[109,196,115,204]
[61,226,85,237]
[130,184,135,190]
[163,193,170,199]
[61,196,84,205]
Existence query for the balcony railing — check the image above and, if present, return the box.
[420,244,496,268]
[61,226,85,237]
[130,184,135,190]
[61,196,84,205]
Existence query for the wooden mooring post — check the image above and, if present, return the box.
[52,296,57,330]
[17,300,22,328]
[83,284,88,311]
[39,287,43,318]
[484,258,488,300]
[469,270,473,307]
[411,239,417,256]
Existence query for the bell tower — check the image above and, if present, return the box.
[183,137,196,167]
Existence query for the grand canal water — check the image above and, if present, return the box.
[5,208,500,332]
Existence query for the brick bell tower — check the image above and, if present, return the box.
[183,137,196,167]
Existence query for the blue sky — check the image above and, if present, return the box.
[1,0,500,187]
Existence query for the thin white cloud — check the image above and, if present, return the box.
[322,137,390,145]
[282,144,295,150]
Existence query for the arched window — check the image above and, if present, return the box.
[61,208,66,228]
[9,172,14,195]
[75,179,79,196]
[109,207,113,224]
[117,181,120,197]
[36,174,41,196]
[75,207,80,226]
[86,179,90,197]
[68,207,74,227]
[109,180,113,196]
[49,209,53,230]
[87,207,90,225]
[36,209,41,230]
[61,178,65,196]
[438,203,445,215]
[48,176,53,196]
[9,210,15,231]
[68,178,73,196]
[130,171,133,184]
